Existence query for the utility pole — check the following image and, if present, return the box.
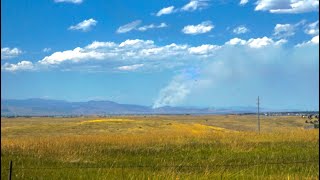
[257,96,260,134]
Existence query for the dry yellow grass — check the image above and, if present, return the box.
[1,115,319,179]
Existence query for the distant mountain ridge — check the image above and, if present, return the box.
[1,98,294,116]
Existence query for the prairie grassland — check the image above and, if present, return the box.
[1,115,319,179]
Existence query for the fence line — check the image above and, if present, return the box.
[5,160,319,170]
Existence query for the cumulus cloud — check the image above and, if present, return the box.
[156,6,175,16]
[181,0,209,12]
[1,47,22,59]
[296,35,319,47]
[225,38,247,45]
[1,36,302,73]
[239,0,249,5]
[255,0,319,14]
[304,20,319,35]
[233,25,249,34]
[54,0,82,4]
[68,18,97,32]
[188,44,220,55]
[85,41,116,49]
[182,21,214,35]
[225,37,287,48]
[117,64,144,71]
[39,47,106,65]
[2,61,34,72]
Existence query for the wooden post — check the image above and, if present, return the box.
[8,160,12,180]
[257,96,260,134]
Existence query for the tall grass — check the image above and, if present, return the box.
[1,115,319,179]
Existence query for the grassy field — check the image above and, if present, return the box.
[1,115,319,179]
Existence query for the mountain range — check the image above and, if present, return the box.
[1,98,294,116]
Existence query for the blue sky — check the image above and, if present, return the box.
[1,0,319,110]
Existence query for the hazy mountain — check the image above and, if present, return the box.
[1,98,275,116]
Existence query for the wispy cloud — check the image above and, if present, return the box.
[137,23,168,31]
[117,64,144,71]
[156,6,175,16]
[43,48,52,53]
[239,0,249,5]
[304,20,319,35]
[116,20,142,33]
[68,18,97,32]
[273,24,295,38]
[155,0,209,16]
[233,25,249,34]
[117,21,167,33]
[181,0,209,12]
[54,0,83,4]
[1,47,22,60]
[272,21,307,39]
[182,21,214,35]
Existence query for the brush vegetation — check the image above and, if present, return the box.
[1,115,319,179]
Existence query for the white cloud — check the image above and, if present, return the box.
[247,37,276,48]
[273,24,295,38]
[1,47,22,59]
[85,41,116,49]
[39,47,106,65]
[43,48,52,53]
[116,20,142,33]
[304,20,319,35]
[54,0,82,4]
[117,64,144,71]
[239,0,249,5]
[311,35,319,43]
[156,6,175,16]
[226,37,287,48]
[296,35,319,47]
[188,44,220,55]
[119,39,154,48]
[155,0,209,17]
[2,61,34,72]
[255,0,319,14]
[137,23,168,31]
[68,18,97,32]
[233,25,249,34]
[181,0,209,12]
[182,21,214,35]
[225,38,247,45]
[3,37,291,73]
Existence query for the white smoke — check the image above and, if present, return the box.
[153,43,319,109]
[152,75,192,108]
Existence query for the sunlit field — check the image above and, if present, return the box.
[1,115,319,179]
